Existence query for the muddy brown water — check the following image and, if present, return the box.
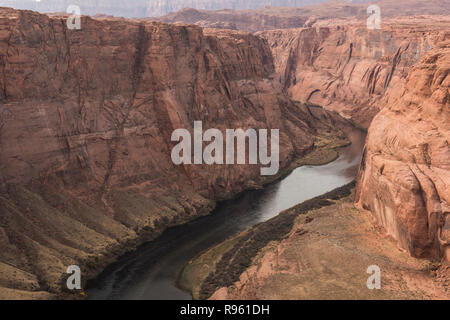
[87,127,366,300]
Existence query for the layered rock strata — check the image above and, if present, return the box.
[0,8,341,297]
[356,41,450,261]
[259,16,450,128]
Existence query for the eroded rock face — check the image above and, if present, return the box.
[0,9,319,197]
[259,16,450,128]
[0,8,335,296]
[356,42,450,261]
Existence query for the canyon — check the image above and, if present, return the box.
[0,7,347,298]
[185,23,450,301]
[259,16,449,128]
[165,1,449,300]
[156,0,449,128]
[0,0,448,300]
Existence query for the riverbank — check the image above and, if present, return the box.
[182,186,449,300]
[178,182,355,299]
[0,117,354,300]
[85,125,360,300]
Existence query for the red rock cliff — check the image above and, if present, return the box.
[0,8,337,297]
[0,9,320,196]
[259,16,450,128]
[356,41,450,261]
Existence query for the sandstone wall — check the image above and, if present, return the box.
[356,41,450,261]
[0,7,332,296]
[259,16,450,128]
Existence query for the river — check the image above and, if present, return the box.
[87,127,366,300]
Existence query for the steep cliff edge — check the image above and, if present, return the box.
[259,16,450,128]
[0,8,347,298]
[356,41,450,261]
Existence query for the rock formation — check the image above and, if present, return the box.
[173,8,450,300]
[0,0,448,300]
[0,7,343,298]
[356,41,450,261]
[189,46,450,295]
[156,1,450,128]
[259,16,450,128]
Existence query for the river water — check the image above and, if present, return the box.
[87,127,366,300]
